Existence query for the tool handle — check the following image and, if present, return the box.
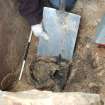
[19,30,32,80]
[24,42,30,61]
[24,30,32,60]
[59,0,65,11]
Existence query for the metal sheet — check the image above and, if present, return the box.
[96,14,105,44]
[38,7,81,60]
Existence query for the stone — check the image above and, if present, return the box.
[0,90,103,105]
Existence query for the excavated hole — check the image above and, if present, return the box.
[29,56,71,92]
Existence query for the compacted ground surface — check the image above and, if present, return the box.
[9,0,105,102]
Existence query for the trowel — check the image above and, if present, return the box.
[37,0,81,60]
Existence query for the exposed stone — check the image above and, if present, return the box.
[0,90,103,105]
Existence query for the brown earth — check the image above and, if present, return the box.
[0,0,30,89]
[1,0,105,103]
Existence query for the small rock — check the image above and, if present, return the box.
[89,83,100,93]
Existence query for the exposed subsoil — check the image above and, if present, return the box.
[10,0,105,102]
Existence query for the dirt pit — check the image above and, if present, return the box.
[7,0,105,102]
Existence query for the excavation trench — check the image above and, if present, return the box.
[1,1,105,103]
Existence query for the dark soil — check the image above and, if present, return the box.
[0,0,29,89]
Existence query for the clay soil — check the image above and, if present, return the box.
[11,0,105,103]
